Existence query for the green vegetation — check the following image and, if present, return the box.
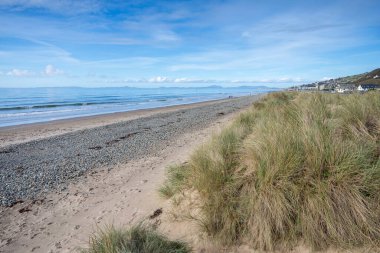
[81,224,190,253]
[162,92,380,251]
[335,68,380,85]
[159,163,190,199]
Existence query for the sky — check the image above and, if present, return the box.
[0,0,379,88]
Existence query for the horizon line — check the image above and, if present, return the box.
[0,85,284,89]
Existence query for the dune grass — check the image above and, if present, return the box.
[161,91,380,251]
[81,224,191,253]
[159,163,190,199]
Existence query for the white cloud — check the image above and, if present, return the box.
[148,76,170,82]
[4,65,64,78]
[147,76,215,83]
[6,68,34,77]
[173,77,195,83]
[43,64,64,76]
[278,77,303,82]
[103,76,304,84]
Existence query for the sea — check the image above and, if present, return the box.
[0,86,278,127]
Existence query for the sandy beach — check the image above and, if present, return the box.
[0,95,262,253]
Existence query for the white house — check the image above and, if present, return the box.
[357,84,380,92]
[336,84,355,93]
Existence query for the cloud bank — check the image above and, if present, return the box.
[3,65,64,77]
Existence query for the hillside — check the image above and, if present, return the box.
[332,68,380,84]
[356,68,380,84]
[297,68,380,90]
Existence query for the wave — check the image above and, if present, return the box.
[0,101,120,111]
[0,108,86,118]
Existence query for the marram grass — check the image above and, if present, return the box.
[159,163,190,199]
[81,224,190,253]
[161,91,380,251]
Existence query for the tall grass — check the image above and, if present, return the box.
[162,92,380,251]
[81,224,191,253]
[159,163,190,199]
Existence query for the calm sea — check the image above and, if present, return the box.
[0,86,277,127]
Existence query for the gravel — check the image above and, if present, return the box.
[0,95,262,206]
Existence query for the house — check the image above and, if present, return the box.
[335,84,355,93]
[357,84,380,92]
[301,83,318,90]
[317,83,325,91]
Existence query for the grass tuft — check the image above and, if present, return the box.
[81,224,191,253]
[159,164,190,199]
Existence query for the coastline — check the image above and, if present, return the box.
[0,94,263,253]
[0,94,264,207]
[0,95,262,148]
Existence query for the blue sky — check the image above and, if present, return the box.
[0,0,379,88]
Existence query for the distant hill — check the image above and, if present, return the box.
[296,68,380,90]
[157,85,279,89]
[335,68,380,85]
[355,68,380,85]
[235,85,280,89]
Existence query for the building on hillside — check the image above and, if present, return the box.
[335,84,356,93]
[317,83,325,91]
[319,82,336,91]
[357,84,380,92]
[300,83,318,90]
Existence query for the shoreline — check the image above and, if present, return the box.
[0,95,261,148]
[0,95,264,207]
[0,96,236,130]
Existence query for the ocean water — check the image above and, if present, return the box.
[0,86,277,127]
